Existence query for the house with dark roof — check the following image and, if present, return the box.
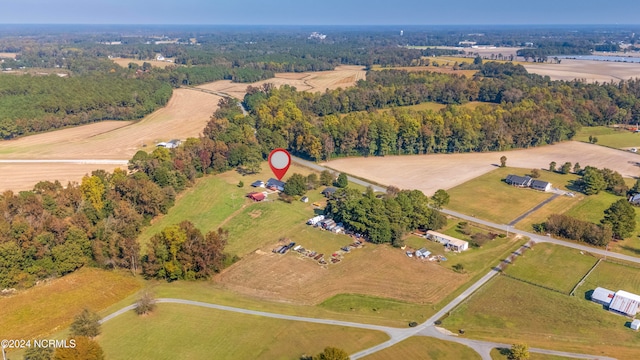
[531,179,552,192]
[321,187,337,197]
[505,174,532,187]
[265,178,285,191]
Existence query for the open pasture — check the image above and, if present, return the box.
[195,65,366,99]
[0,89,221,191]
[323,141,640,196]
[574,125,640,149]
[216,243,469,308]
[442,276,640,358]
[99,303,388,360]
[0,267,141,341]
[111,57,177,69]
[362,336,481,360]
[577,260,640,297]
[502,243,599,294]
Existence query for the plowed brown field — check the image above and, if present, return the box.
[323,141,640,195]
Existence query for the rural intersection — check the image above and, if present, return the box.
[99,158,633,359]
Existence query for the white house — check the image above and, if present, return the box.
[425,231,469,252]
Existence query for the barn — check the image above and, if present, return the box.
[609,290,640,316]
[591,287,615,307]
[247,192,266,201]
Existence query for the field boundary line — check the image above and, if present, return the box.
[570,258,602,297]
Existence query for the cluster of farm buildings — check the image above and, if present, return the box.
[592,287,640,329]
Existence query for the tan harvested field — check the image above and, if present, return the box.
[0,89,221,191]
[523,59,640,82]
[196,65,366,99]
[324,141,640,195]
[111,58,176,69]
[216,244,468,305]
[0,52,18,59]
[0,163,124,191]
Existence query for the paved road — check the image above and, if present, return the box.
[508,193,559,226]
[291,156,386,192]
[100,298,616,360]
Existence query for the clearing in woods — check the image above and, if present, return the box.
[111,58,177,69]
[195,65,366,99]
[323,141,640,196]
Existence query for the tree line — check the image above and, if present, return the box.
[0,71,172,139]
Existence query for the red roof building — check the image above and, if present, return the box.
[248,192,266,201]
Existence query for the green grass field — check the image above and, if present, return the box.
[574,126,640,149]
[0,268,142,340]
[362,336,481,360]
[99,303,389,360]
[577,260,640,297]
[446,167,564,224]
[491,348,576,360]
[319,294,435,324]
[442,276,640,358]
[514,195,578,232]
[138,162,347,257]
[503,243,598,294]
[564,190,620,223]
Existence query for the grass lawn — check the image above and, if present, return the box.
[442,276,640,358]
[503,243,598,294]
[577,260,640,297]
[99,303,389,360]
[137,162,342,257]
[319,294,434,325]
[446,167,563,224]
[362,336,481,360]
[0,268,142,340]
[515,195,579,232]
[564,190,620,223]
[491,348,576,360]
[574,126,640,149]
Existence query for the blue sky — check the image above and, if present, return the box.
[2,0,639,25]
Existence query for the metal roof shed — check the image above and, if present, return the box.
[591,287,615,306]
[631,319,640,331]
[610,290,640,316]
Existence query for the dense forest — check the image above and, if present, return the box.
[241,63,640,160]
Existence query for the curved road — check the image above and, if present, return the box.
[101,298,615,360]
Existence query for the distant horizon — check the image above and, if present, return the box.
[1,23,639,28]
[2,0,639,26]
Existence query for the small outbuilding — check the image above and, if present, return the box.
[247,192,266,201]
[631,319,640,331]
[629,193,640,206]
[251,180,265,188]
[415,248,431,258]
[301,196,309,203]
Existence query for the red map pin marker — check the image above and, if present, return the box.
[268,148,291,181]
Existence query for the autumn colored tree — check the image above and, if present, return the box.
[54,336,104,360]
[70,309,101,338]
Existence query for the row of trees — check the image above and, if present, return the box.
[325,187,447,246]
[0,72,172,139]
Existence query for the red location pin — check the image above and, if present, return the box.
[268,148,291,181]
